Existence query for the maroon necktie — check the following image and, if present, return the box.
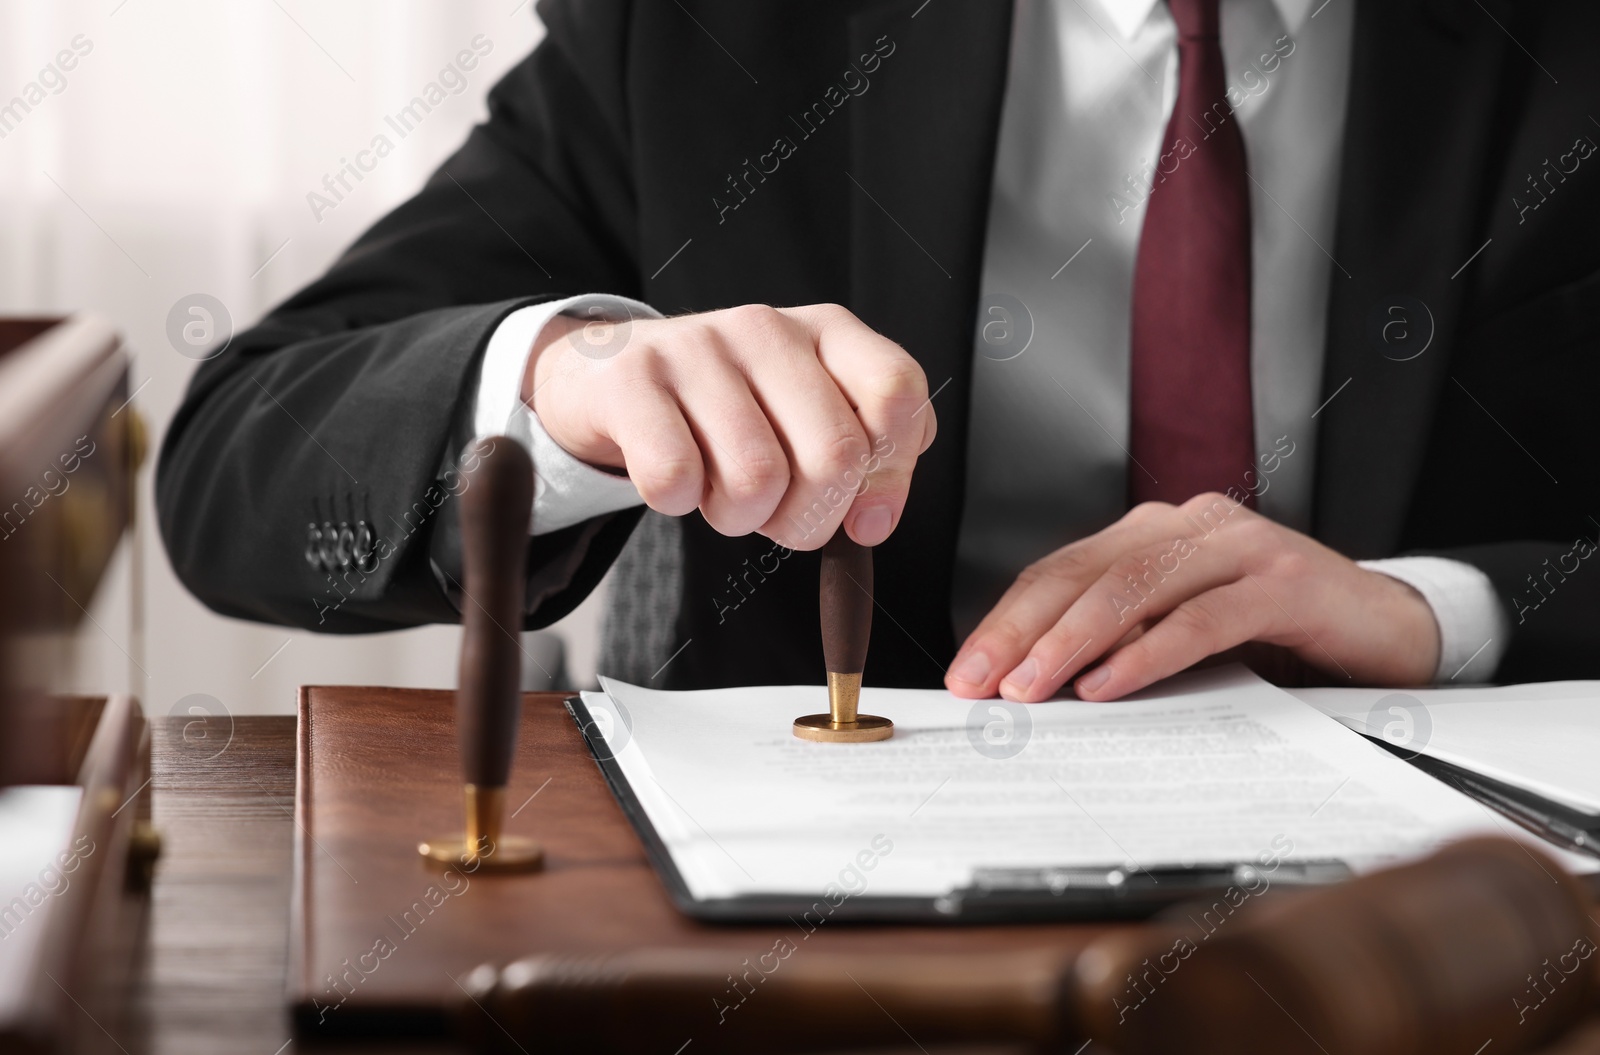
[1128,0,1255,507]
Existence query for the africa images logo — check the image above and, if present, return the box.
[966,699,1033,760]
[1365,693,1432,760]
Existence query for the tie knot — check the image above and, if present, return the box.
[1166,0,1222,40]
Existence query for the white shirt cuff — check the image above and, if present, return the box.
[471,294,658,536]
[1358,556,1509,684]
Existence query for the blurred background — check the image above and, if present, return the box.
[0,1,612,716]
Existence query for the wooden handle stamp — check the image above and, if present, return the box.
[794,532,893,743]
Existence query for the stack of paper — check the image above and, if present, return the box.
[1288,682,1600,815]
[578,666,1595,902]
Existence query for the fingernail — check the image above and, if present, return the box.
[851,505,893,546]
[950,649,990,686]
[1076,665,1111,695]
[1000,657,1038,699]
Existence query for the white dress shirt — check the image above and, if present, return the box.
[470,0,1508,683]
[471,293,656,535]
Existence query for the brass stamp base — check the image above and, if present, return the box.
[793,671,893,741]
[418,783,543,872]
[418,834,544,873]
[793,713,894,743]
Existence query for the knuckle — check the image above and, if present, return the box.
[812,421,869,478]
[616,352,674,397]
[632,455,701,504]
[1184,490,1234,510]
[1180,490,1242,520]
[1020,546,1096,588]
[722,303,790,347]
[1032,628,1076,666]
[685,318,728,357]
[1231,514,1275,548]
[1264,548,1313,584]
[722,450,789,504]
[1128,500,1174,524]
[1106,554,1155,587]
[615,368,665,399]
[981,617,1030,651]
[1015,559,1056,588]
[807,302,857,327]
[1169,599,1224,640]
[869,356,929,408]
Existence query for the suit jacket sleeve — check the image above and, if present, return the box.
[156,0,644,633]
[1416,541,1599,683]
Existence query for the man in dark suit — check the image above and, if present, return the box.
[158,0,1600,698]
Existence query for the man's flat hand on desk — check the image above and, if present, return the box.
[525,303,935,549]
[945,493,1442,703]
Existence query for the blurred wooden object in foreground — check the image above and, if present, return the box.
[463,837,1600,1055]
[0,316,155,1055]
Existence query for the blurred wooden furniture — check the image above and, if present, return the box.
[463,827,1600,1055]
[0,315,154,1055]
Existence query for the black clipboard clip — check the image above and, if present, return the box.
[933,860,1353,921]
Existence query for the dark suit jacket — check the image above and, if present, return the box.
[157,0,1600,688]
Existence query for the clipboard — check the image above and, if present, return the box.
[565,695,1353,924]
[1369,738,1600,861]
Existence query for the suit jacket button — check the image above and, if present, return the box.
[335,522,354,569]
[319,521,337,570]
[304,523,322,568]
[354,520,378,573]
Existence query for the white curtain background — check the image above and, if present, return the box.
[0,1,612,715]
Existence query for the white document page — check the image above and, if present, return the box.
[1287,681,1600,814]
[581,666,1596,902]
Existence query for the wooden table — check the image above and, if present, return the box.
[124,716,461,1055]
[120,717,1006,1055]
